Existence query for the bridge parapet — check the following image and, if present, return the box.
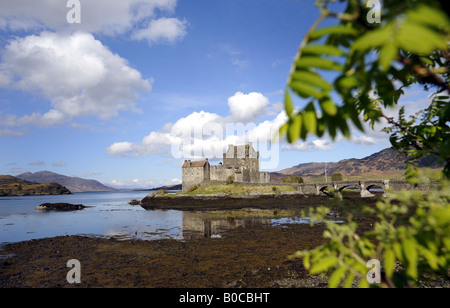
[284,179,436,198]
[294,179,419,198]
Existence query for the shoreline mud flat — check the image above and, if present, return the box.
[1,194,447,288]
[0,221,337,288]
[0,195,372,288]
[140,193,334,211]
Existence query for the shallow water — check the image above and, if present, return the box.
[0,191,312,244]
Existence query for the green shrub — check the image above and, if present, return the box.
[282,175,304,184]
[331,173,343,182]
[226,175,235,185]
[187,185,199,192]
[291,169,450,288]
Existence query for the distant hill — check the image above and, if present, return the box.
[17,171,116,193]
[271,148,443,183]
[134,184,182,191]
[0,175,71,196]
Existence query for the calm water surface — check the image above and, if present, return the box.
[0,191,184,245]
[0,191,311,245]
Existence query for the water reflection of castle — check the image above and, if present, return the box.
[182,211,272,239]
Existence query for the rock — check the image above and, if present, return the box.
[36,203,86,211]
[128,199,141,206]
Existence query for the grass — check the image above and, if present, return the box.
[183,183,296,196]
[147,183,297,198]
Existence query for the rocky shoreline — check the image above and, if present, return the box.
[1,194,448,288]
[140,192,333,211]
[0,220,335,288]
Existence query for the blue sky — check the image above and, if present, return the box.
[0,0,425,189]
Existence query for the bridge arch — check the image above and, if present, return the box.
[319,185,333,196]
[366,184,384,192]
[338,185,359,192]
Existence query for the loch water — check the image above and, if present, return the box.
[0,191,310,245]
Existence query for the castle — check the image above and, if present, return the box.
[182,143,270,192]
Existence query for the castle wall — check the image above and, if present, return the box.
[260,172,270,184]
[210,165,237,182]
[182,144,271,191]
[182,165,209,192]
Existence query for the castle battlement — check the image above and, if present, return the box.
[182,143,270,192]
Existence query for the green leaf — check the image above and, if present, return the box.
[309,25,358,41]
[328,118,337,140]
[336,76,359,92]
[319,98,338,116]
[397,21,447,54]
[349,109,364,132]
[422,248,439,270]
[290,81,324,99]
[303,253,311,270]
[304,103,317,134]
[352,24,393,51]
[337,117,350,139]
[296,57,343,71]
[384,248,396,277]
[379,43,398,72]
[359,278,370,288]
[407,4,450,30]
[292,71,333,91]
[403,239,418,279]
[277,122,288,141]
[284,90,294,118]
[328,267,346,288]
[288,113,302,143]
[343,272,355,288]
[310,256,338,274]
[303,44,346,57]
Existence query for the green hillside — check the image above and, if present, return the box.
[0,175,71,196]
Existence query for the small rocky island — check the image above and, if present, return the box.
[36,203,86,211]
[0,175,71,196]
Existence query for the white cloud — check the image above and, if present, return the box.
[0,0,179,35]
[0,128,24,137]
[107,92,282,160]
[52,160,67,167]
[227,92,270,123]
[28,161,45,166]
[349,135,377,145]
[132,17,188,45]
[282,140,333,152]
[109,177,179,189]
[0,31,152,126]
[231,58,249,69]
[106,142,137,157]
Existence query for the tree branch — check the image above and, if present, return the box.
[378,107,423,150]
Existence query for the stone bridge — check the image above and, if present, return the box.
[294,180,434,198]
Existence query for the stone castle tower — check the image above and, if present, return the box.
[182,143,270,192]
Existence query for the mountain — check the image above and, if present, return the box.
[16,171,116,193]
[0,175,71,196]
[272,148,443,182]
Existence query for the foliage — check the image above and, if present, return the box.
[281,0,450,288]
[382,99,450,178]
[290,169,450,288]
[331,172,344,181]
[0,180,71,196]
[187,185,199,192]
[282,175,305,184]
[226,175,235,185]
[280,0,450,177]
